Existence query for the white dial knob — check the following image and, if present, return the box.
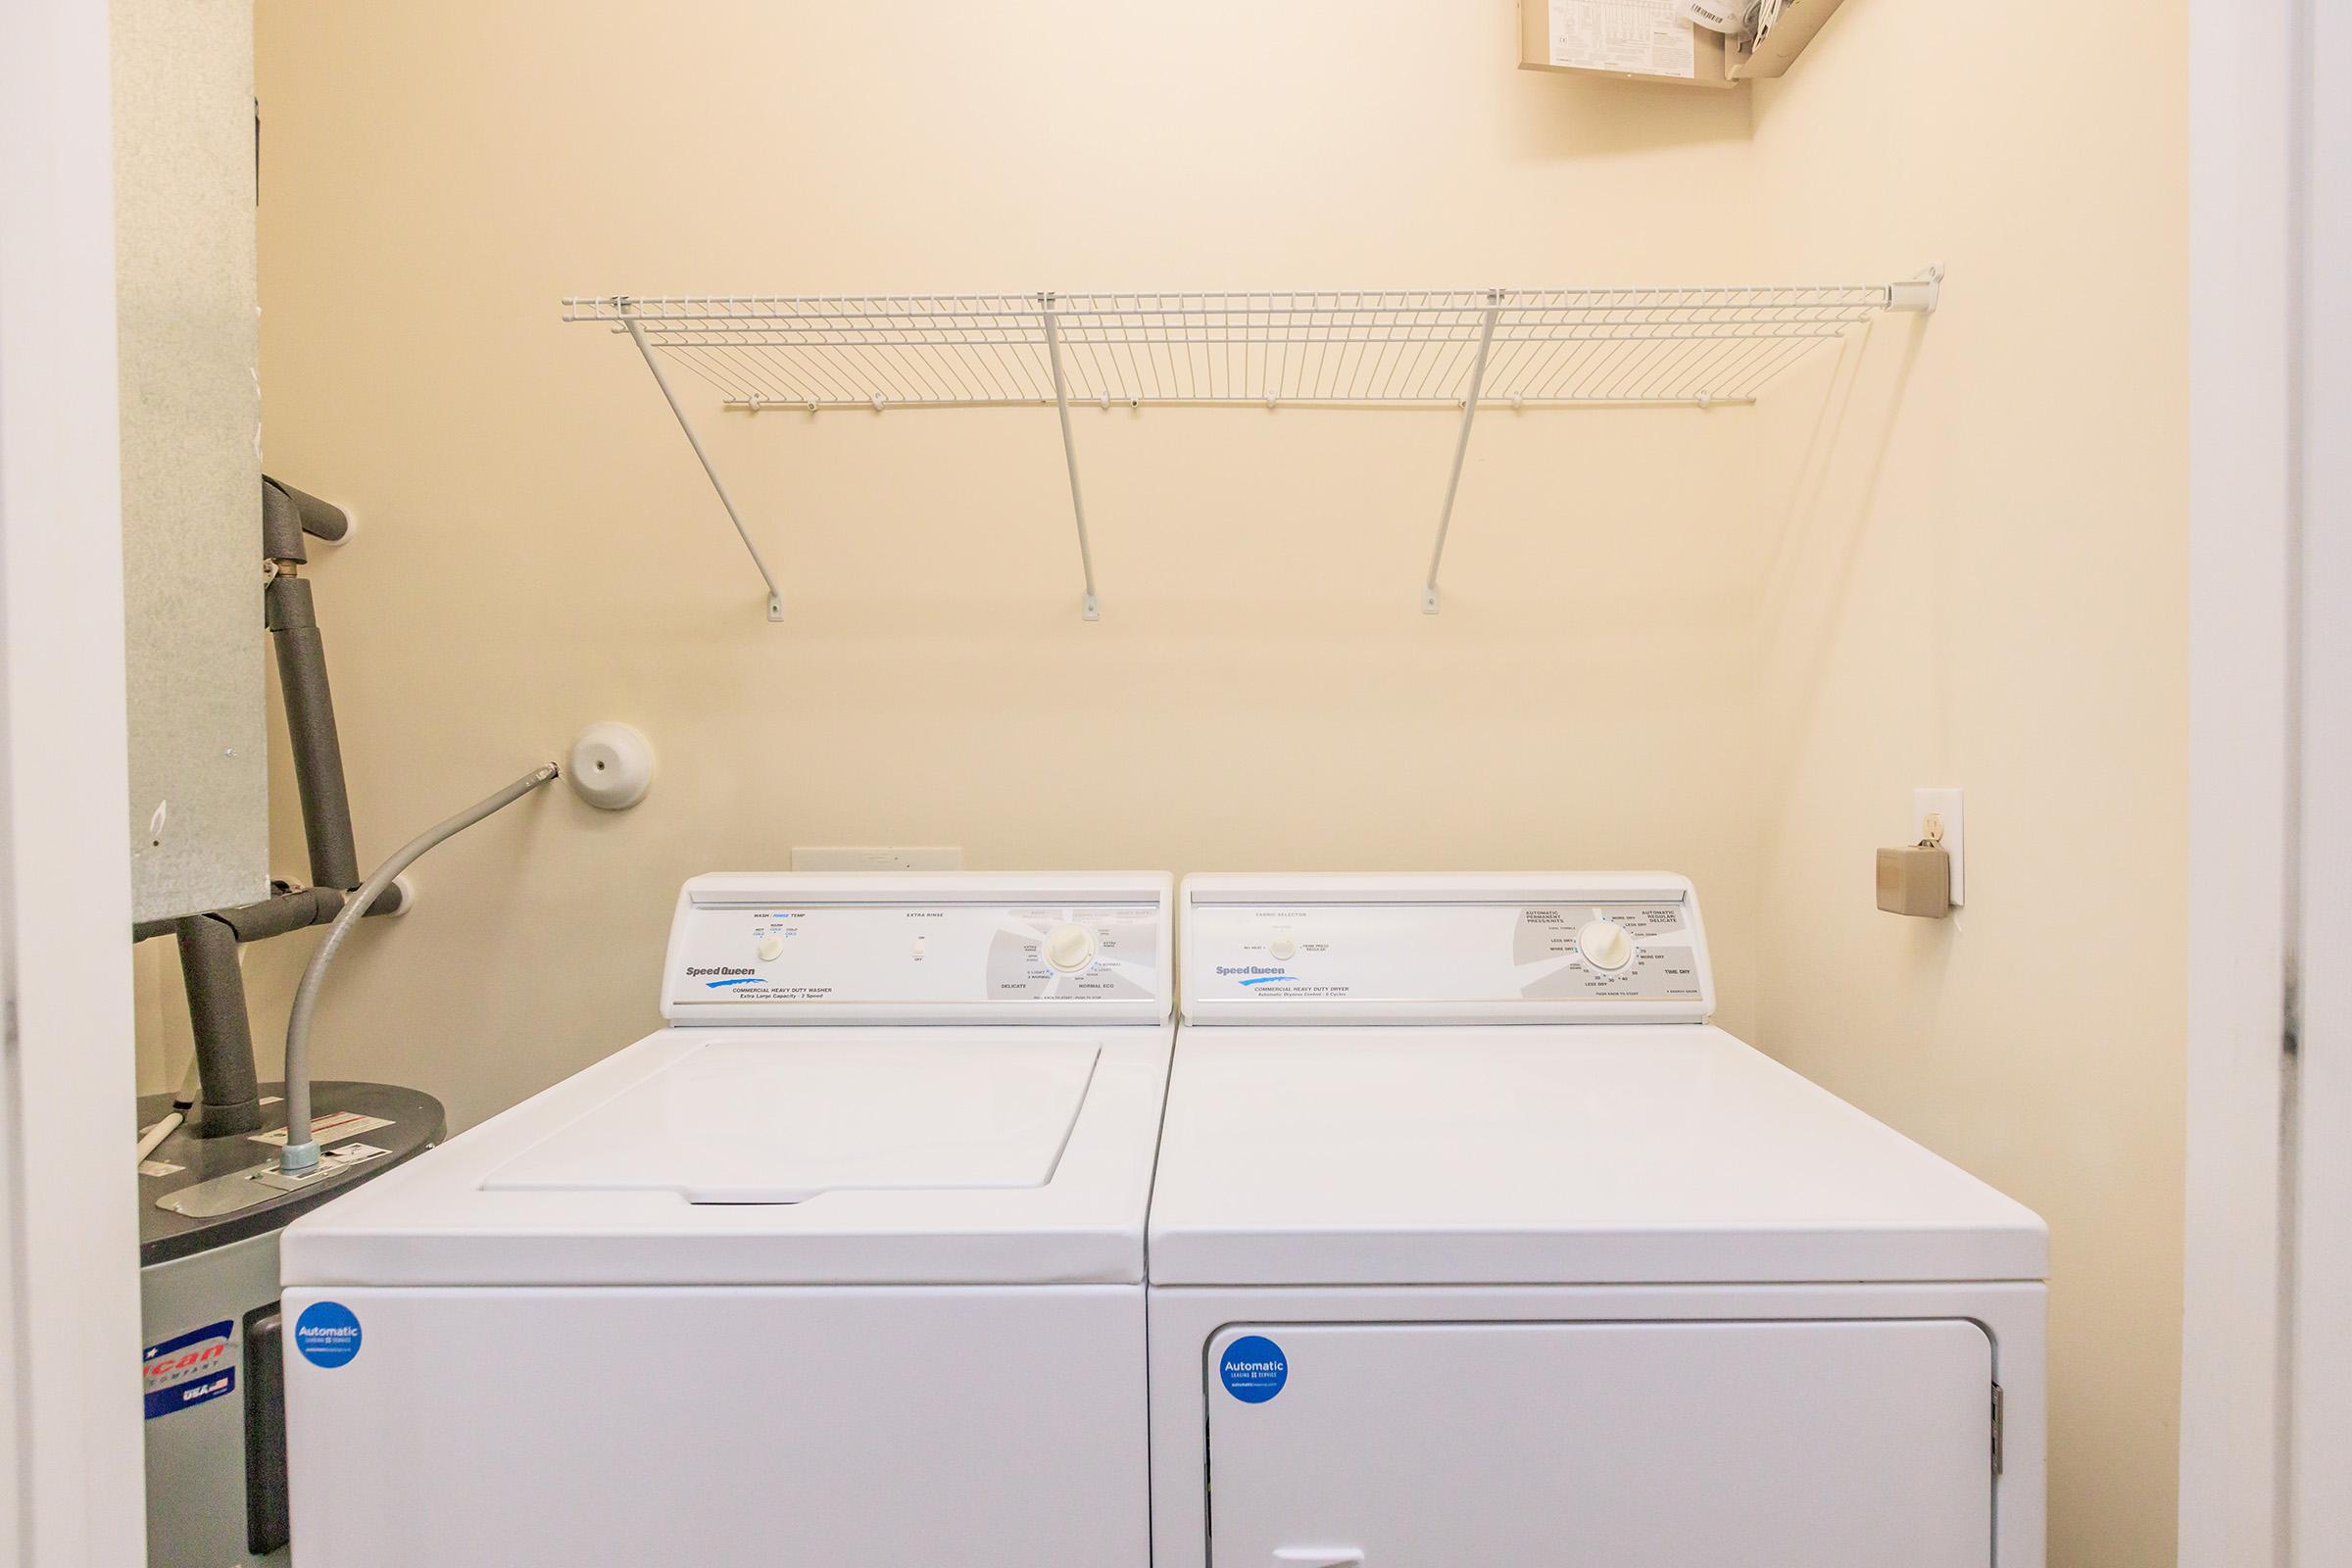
[1267,933,1298,960]
[1044,923,1097,972]
[757,933,786,962]
[1578,919,1633,972]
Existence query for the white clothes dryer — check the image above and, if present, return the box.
[1147,873,2046,1568]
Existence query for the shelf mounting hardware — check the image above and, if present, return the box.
[1888,265,1944,314]
[1039,294,1102,622]
[1424,289,1503,614]
[615,297,785,621]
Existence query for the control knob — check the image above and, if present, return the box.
[1578,918,1634,972]
[1045,923,1097,972]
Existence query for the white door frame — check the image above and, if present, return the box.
[2287,0,2351,1552]
[0,1,149,1564]
[2180,0,2347,1562]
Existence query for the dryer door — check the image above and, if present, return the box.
[1204,1319,1993,1568]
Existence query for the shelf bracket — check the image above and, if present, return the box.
[615,298,786,622]
[1887,264,1944,314]
[1039,296,1102,621]
[1423,290,1503,613]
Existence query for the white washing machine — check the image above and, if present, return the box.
[1148,873,2047,1568]
[281,872,1173,1568]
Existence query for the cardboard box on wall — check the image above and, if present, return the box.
[1517,0,1737,88]
[1517,0,1850,86]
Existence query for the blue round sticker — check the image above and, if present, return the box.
[1219,1335,1288,1403]
[293,1300,363,1369]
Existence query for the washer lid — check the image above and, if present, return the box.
[482,1038,1099,1204]
[280,1025,1174,1289]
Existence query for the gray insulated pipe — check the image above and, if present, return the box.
[265,571,360,892]
[278,763,559,1175]
[172,913,264,1135]
[263,475,354,549]
[263,475,360,891]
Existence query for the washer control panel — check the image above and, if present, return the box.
[1182,875,1712,1024]
[663,875,1171,1024]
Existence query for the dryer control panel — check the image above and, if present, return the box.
[1182,874,1713,1026]
[663,873,1173,1025]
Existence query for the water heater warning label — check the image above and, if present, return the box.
[142,1320,235,1419]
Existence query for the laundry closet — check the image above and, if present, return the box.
[63,3,2195,1566]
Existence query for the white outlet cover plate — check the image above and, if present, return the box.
[1912,787,1964,906]
[790,846,964,872]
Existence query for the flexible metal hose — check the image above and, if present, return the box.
[279,763,559,1174]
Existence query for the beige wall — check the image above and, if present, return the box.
[139,0,2184,1559]
[1741,3,2188,1564]
[148,0,1776,1118]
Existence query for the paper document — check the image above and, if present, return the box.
[1548,0,1697,78]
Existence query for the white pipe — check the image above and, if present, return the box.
[135,1112,181,1165]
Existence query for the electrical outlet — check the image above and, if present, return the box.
[1911,788,1964,906]
[790,846,964,872]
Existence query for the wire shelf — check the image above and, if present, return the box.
[563,282,1927,412]
[564,274,1938,619]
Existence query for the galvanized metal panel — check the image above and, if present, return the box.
[113,0,269,922]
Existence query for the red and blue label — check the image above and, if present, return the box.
[142,1320,235,1420]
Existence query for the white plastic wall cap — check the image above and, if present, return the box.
[567,722,655,810]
